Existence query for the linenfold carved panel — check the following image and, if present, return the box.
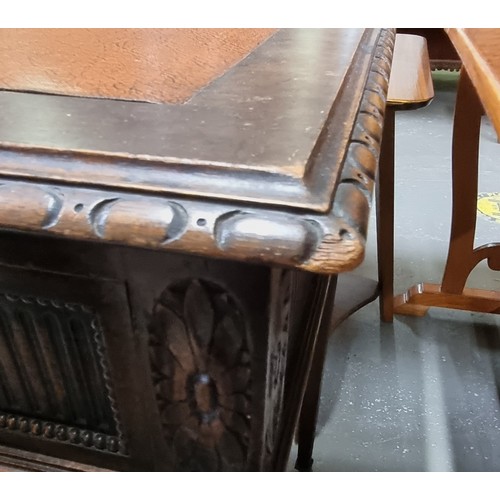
[148,279,251,471]
[0,292,125,454]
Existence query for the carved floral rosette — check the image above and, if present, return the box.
[148,279,252,471]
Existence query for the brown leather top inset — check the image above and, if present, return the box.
[0,28,277,104]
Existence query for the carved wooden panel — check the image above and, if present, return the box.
[0,286,125,455]
[148,279,251,471]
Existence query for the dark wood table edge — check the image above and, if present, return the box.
[0,31,396,277]
[0,29,380,213]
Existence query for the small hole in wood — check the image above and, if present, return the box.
[74,203,84,213]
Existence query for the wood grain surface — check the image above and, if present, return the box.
[0,29,368,211]
[0,443,112,471]
[392,31,500,320]
[379,33,434,321]
[446,28,500,135]
[387,34,434,108]
[394,283,500,316]
[0,29,396,274]
[0,29,276,103]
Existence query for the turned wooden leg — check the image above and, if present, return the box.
[377,106,395,322]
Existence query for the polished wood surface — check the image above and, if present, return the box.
[394,283,500,316]
[0,29,276,104]
[377,107,396,322]
[0,29,368,213]
[446,29,500,135]
[378,34,433,322]
[397,29,461,71]
[441,69,483,294]
[0,29,394,275]
[387,34,434,108]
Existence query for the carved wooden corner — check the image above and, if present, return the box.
[0,30,395,277]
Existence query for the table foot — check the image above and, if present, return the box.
[294,456,313,472]
[394,283,500,316]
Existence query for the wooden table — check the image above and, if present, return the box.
[394,29,500,317]
[0,29,395,471]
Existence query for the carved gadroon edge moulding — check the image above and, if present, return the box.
[0,30,394,275]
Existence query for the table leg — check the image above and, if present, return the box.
[377,107,396,322]
[294,273,378,471]
[294,275,338,472]
[441,68,482,293]
[394,69,500,316]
